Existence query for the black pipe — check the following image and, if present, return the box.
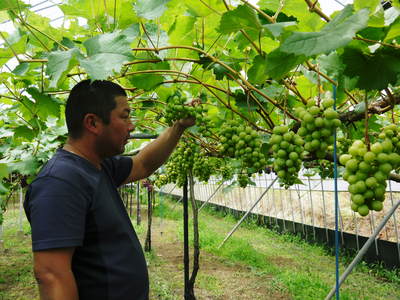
[183,179,190,299]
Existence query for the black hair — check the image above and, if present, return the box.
[65,79,127,139]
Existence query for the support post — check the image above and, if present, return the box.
[218,177,277,249]
[182,179,190,300]
[18,187,24,238]
[136,182,141,226]
[325,198,400,300]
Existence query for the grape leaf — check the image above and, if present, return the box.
[27,87,61,120]
[385,18,400,41]
[14,125,36,140]
[0,0,29,11]
[79,32,134,80]
[46,48,82,88]
[248,50,306,81]
[0,163,8,179]
[9,158,39,176]
[135,0,171,20]
[218,5,262,35]
[354,0,380,12]
[129,61,169,91]
[262,21,297,38]
[280,6,369,56]
[340,47,400,91]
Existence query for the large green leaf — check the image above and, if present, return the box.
[129,61,170,91]
[79,32,134,80]
[249,50,306,81]
[257,0,280,12]
[46,48,82,88]
[184,0,225,17]
[354,0,380,12]
[385,18,400,41]
[27,87,61,120]
[14,125,36,140]
[0,0,29,11]
[340,47,400,91]
[280,6,369,56]
[0,163,8,179]
[9,158,39,176]
[135,0,171,20]
[262,21,297,38]
[218,5,262,35]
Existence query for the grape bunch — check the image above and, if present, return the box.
[193,155,220,183]
[154,173,169,188]
[340,139,400,217]
[165,141,200,187]
[164,95,206,126]
[379,124,400,172]
[270,125,304,188]
[295,99,341,159]
[218,119,266,172]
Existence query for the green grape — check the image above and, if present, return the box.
[343,139,394,217]
[295,102,341,155]
[218,119,267,181]
[270,125,304,188]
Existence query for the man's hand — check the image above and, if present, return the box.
[177,116,196,129]
[177,97,201,129]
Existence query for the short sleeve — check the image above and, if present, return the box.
[24,176,89,251]
[102,156,133,187]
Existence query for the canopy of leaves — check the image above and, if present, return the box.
[0,0,399,190]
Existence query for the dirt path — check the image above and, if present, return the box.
[145,217,291,299]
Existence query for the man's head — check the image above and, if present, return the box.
[66,80,134,157]
[66,79,127,139]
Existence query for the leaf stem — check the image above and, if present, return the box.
[304,0,330,22]
[364,92,370,150]
[239,0,275,23]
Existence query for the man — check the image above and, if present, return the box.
[24,79,195,300]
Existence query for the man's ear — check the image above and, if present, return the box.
[83,113,102,134]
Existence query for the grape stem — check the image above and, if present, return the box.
[364,92,370,150]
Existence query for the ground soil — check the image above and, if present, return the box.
[147,217,292,300]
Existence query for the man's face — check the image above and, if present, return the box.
[96,95,134,157]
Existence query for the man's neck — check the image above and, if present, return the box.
[63,138,102,169]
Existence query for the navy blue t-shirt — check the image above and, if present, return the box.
[24,149,149,300]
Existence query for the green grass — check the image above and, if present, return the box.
[154,197,400,300]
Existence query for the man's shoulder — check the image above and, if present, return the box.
[34,149,101,190]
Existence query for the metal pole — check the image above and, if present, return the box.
[218,178,278,249]
[19,187,23,235]
[199,183,223,211]
[136,182,141,226]
[388,181,400,264]
[325,198,400,300]
[182,179,190,300]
